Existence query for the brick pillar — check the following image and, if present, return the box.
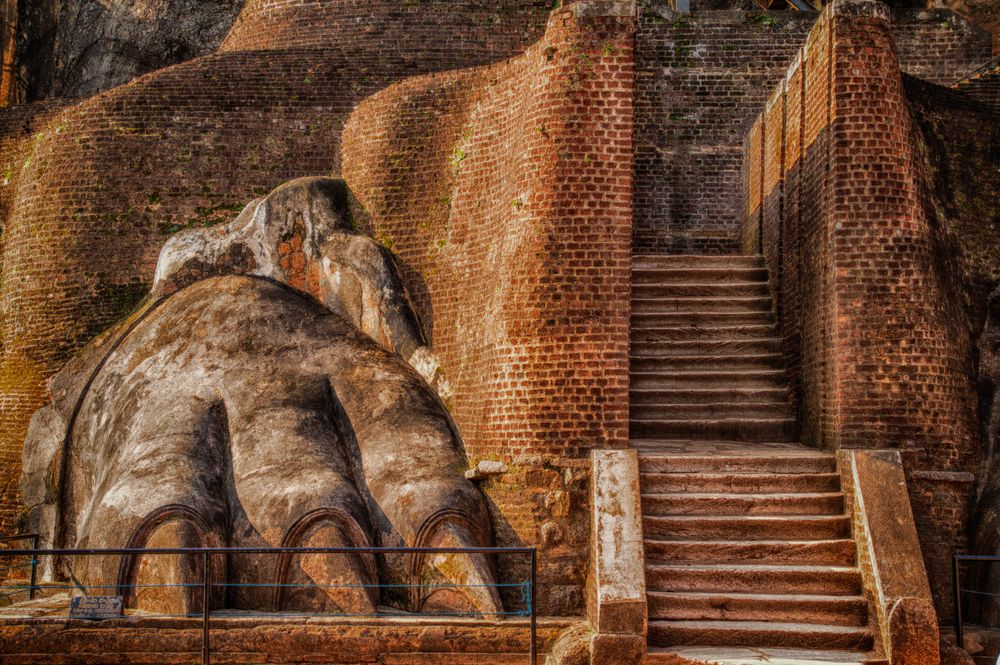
[827,0,979,619]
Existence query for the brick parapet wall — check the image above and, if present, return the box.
[0,3,558,536]
[342,3,635,614]
[741,0,982,619]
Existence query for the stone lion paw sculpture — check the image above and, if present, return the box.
[20,178,499,618]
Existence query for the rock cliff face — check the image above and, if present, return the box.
[13,0,243,102]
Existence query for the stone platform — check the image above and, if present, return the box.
[0,595,574,664]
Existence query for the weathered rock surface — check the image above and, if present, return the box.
[970,286,1000,623]
[14,0,242,101]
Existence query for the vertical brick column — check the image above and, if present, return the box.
[828,0,979,618]
[342,2,635,614]
[741,0,980,618]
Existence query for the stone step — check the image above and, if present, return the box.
[638,454,836,474]
[644,647,884,665]
[630,354,785,372]
[632,296,773,314]
[631,266,769,284]
[643,515,850,541]
[641,492,844,517]
[645,564,862,596]
[629,417,798,442]
[631,311,775,327]
[643,539,856,566]
[630,370,787,390]
[630,387,788,405]
[648,620,874,650]
[632,282,770,299]
[632,325,778,342]
[632,255,765,270]
[646,591,868,625]
[630,339,782,357]
[639,471,841,494]
[630,402,792,420]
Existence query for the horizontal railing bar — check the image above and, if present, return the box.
[954,554,1000,562]
[0,533,39,544]
[3,582,529,590]
[1,546,533,556]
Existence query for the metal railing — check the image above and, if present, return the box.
[952,54,1000,87]
[0,533,39,602]
[0,544,537,665]
[952,552,1000,654]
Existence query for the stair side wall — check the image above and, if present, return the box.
[741,0,982,621]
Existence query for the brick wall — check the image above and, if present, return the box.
[892,8,993,85]
[634,4,815,254]
[635,1,991,256]
[0,1,554,537]
[342,3,635,614]
[741,0,983,619]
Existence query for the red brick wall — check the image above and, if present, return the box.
[0,1,555,536]
[741,0,982,619]
[635,6,816,254]
[342,4,635,614]
[892,8,993,85]
[636,2,991,256]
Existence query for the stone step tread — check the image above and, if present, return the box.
[632,324,778,333]
[632,403,792,411]
[640,495,844,517]
[630,388,788,398]
[632,255,765,266]
[648,618,873,630]
[632,296,772,305]
[630,369,787,378]
[639,473,842,493]
[641,491,844,500]
[630,354,784,361]
[643,539,856,565]
[631,417,797,424]
[646,563,859,573]
[632,281,770,289]
[632,347,783,360]
[644,646,879,664]
[632,266,768,276]
[644,515,850,541]
[648,619,872,634]
[647,591,867,602]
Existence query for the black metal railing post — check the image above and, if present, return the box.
[202,550,211,665]
[28,534,38,600]
[530,548,537,665]
[954,553,964,649]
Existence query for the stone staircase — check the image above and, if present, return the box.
[631,255,881,664]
